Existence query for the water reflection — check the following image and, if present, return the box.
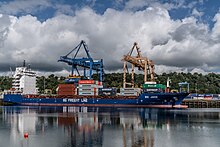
[1,107,220,147]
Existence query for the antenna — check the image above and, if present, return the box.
[23,60,26,67]
[9,67,13,78]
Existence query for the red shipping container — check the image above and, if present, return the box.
[58,91,76,95]
[58,92,75,94]
[58,84,75,88]
[58,90,76,93]
[78,80,95,84]
[58,88,75,91]
[98,81,102,86]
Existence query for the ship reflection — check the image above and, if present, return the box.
[2,107,220,147]
[58,107,159,147]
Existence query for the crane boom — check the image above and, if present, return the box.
[122,42,155,88]
[58,40,104,82]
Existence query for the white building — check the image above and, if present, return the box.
[12,65,37,94]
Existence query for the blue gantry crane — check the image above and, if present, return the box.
[58,40,104,82]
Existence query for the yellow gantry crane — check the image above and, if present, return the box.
[122,42,155,88]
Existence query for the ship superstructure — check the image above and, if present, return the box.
[12,61,37,94]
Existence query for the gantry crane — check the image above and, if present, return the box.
[122,42,155,88]
[58,40,104,82]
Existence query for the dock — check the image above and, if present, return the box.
[182,99,220,108]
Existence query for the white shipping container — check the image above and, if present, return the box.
[79,84,96,88]
[119,92,139,96]
[78,92,98,96]
[79,88,96,91]
[120,88,141,92]
[79,88,97,92]
[120,92,139,94]
[144,81,157,84]
[120,90,139,93]
[119,94,139,96]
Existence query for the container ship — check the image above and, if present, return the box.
[3,41,189,108]
[4,80,188,108]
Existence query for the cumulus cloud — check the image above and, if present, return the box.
[124,0,201,11]
[192,8,204,17]
[1,2,220,76]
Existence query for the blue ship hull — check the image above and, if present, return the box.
[3,92,189,108]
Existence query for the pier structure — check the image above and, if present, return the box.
[182,99,220,108]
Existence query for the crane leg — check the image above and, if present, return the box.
[123,62,127,88]
[131,64,134,88]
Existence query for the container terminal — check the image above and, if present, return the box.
[3,41,189,108]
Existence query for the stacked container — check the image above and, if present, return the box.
[58,84,77,95]
[98,88,117,96]
[142,83,165,93]
[119,88,141,96]
[78,80,103,96]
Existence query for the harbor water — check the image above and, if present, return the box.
[0,106,220,147]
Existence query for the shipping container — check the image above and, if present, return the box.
[98,91,116,96]
[144,81,157,84]
[79,88,94,91]
[78,90,97,93]
[58,90,76,92]
[58,88,76,91]
[120,88,141,91]
[98,85,104,88]
[120,92,139,94]
[98,81,102,85]
[58,92,76,95]
[58,89,76,92]
[120,88,141,94]
[119,92,139,96]
[58,91,77,95]
[79,84,96,88]
[120,88,141,93]
[98,88,117,96]
[99,88,116,91]
[78,80,95,84]
[142,88,162,93]
[58,86,76,89]
[142,84,165,89]
[58,83,76,96]
[78,91,98,96]
[94,81,103,85]
[64,78,80,83]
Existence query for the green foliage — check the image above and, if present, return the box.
[155,72,220,94]
[36,74,64,94]
[3,72,220,94]
[0,76,12,91]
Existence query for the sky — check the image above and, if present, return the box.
[1,0,220,76]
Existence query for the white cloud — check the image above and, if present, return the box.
[192,8,204,17]
[123,0,201,11]
[1,4,220,76]
[124,0,147,10]
[190,68,208,75]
